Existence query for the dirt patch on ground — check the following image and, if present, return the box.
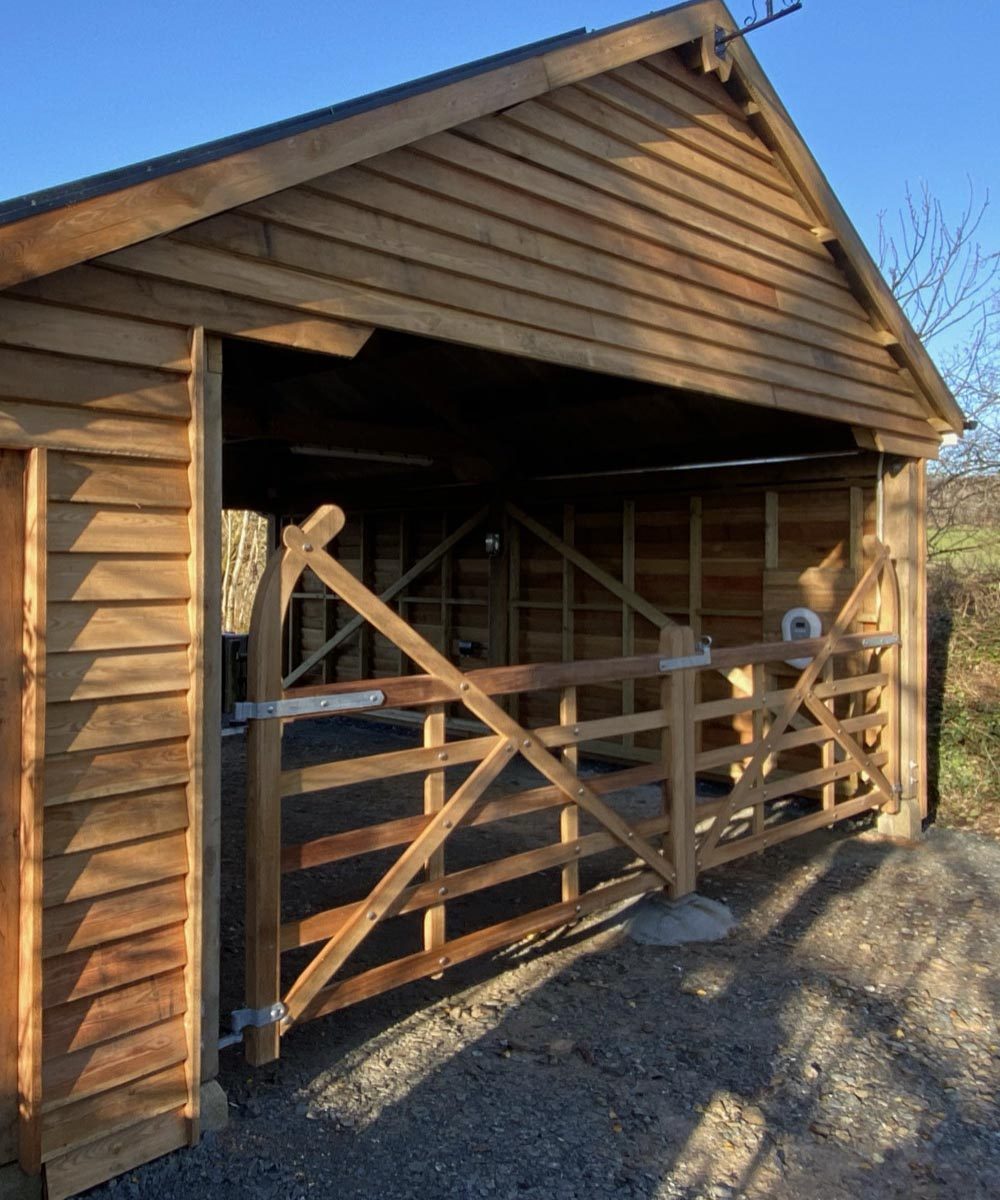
[86,720,1000,1200]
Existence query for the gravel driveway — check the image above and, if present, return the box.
[85,722,1000,1200]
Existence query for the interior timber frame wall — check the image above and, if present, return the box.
[283,455,882,743]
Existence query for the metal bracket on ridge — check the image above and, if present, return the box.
[233,688,386,722]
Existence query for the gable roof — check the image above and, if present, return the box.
[0,0,963,432]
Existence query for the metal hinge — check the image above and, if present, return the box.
[659,636,712,674]
[219,1001,288,1050]
[233,688,386,722]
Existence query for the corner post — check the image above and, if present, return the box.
[878,459,926,838]
[18,448,46,1177]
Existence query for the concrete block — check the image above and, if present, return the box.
[627,892,735,946]
[199,1080,229,1135]
[877,797,923,841]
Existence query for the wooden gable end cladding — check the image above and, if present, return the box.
[64,49,939,451]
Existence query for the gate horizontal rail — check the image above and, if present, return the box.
[280,631,897,714]
[242,504,902,1064]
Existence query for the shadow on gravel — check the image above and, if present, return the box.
[92,723,996,1200]
[192,827,998,1200]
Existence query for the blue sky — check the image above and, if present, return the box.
[4,0,998,337]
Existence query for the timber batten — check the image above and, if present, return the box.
[0,3,950,1193]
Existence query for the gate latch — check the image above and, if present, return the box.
[233,688,386,722]
[219,1001,288,1050]
[659,636,712,674]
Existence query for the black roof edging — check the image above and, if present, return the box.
[0,3,709,229]
[0,24,598,227]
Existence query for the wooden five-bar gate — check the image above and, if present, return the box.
[241,505,902,1063]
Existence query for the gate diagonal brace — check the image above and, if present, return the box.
[277,520,677,1027]
[697,545,894,867]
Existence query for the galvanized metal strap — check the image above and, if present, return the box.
[233,688,385,722]
[659,636,712,674]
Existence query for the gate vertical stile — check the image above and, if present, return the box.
[245,505,348,1064]
[423,703,447,959]
[881,549,903,814]
[245,548,284,1065]
[661,626,697,897]
[559,686,580,903]
[751,662,769,832]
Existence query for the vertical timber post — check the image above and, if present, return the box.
[18,449,46,1177]
[191,335,223,1094]
[878,459,926,838]
[559,686,580,903]
[661,626,697,897]
[185,330,222,1133]
[0,452,25,1169]
[423,704,447,957]
[488,504,511,674]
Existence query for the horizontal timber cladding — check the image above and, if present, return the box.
[92,48,935,441]
[0,294,201,1185]
[41,437,195,1167]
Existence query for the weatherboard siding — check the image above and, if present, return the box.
[95,50,936,444]
[0,298,197,1189]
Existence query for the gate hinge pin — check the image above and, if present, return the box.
[218,1001,288,1050]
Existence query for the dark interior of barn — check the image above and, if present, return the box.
[220,332,859,514]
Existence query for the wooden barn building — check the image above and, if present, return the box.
[0,1,962,1194]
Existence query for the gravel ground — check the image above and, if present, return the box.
[86,721,1000,1200]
